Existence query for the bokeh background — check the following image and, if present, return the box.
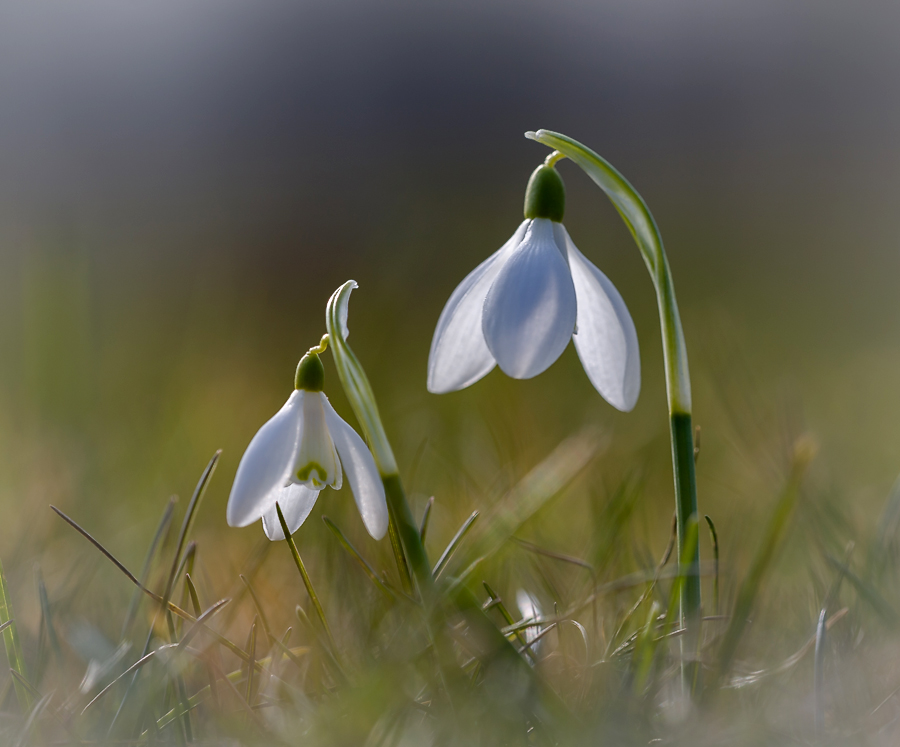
[0,0,899,680]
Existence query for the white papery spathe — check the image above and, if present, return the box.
[427,217,640,411]
[226,389,388,541]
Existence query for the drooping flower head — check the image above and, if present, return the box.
[226,341,388,541]
[427,159,640,411]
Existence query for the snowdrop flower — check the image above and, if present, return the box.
[427,162,640,411]
[226,345,388,541]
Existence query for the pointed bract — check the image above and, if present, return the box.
[482,218,577,379]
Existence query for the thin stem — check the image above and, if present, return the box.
[382,475,434,600]
[526,129,700,632]
[275,503,339,656]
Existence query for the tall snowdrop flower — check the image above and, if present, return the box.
[226,341,388,541]
[427,159,640,411]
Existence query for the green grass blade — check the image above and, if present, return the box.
[122,496,177,640]
[450,428,605,585]
[0,555,32,711]
[432,511,479,580]
[419,496,435,543]
[276,503,340,659]
[717,438,816,681]
[322,516,396,600]
[705,515,720,616]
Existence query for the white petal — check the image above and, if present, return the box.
[482,218,577,379]
[560,226,641,411]
[226,391,305,527]
[427,221,529,393]
[291,392,342,490]
[322,398,388,540]
[261,486,321,541]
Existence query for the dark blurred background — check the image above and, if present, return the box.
[0,0,898,591]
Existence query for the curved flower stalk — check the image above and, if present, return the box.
[526,129,700,634]
[226,340,388,542]
[428,163,640,412]
[325,281,433,596]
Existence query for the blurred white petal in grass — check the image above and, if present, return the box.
[428,165,640,411]
[516,590,544,654]
[227,351,388,541]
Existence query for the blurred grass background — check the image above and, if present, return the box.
[0,0,899,738]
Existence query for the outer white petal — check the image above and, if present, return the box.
[291,391,342,490]
[482,218,577,379]
[427,220,529,393]
[559,225,641,411]
[226,391,305,528]
[261,485,321,541]
[322,398,388,540]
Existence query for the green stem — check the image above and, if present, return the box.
[383,475,433,600]
[671,413,700,630]
[526,129,700,631]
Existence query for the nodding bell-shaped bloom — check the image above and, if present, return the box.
[427,163,641,411]
[226,349,388,541]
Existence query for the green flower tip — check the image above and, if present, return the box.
[295,352,325,392]
[523,164,565,222]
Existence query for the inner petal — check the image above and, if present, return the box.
[291,392,342,489]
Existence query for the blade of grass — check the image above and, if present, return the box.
[814,607,827,734]
[608,513,676,658]
[482,582,534,665]
[12,690,52,747]
[122,496,177,639]
[240,576,274,644]
[276,504,340,661]
[245,620,258,706]
[825,555,900,625]
[0,555,32,711]
[432,511,479,580]
[704,515,720,616]
[419,497,435,543]
[322,516,396,601]
[716,438,816,682]
[387,515,414,596]
[450,428,605,585]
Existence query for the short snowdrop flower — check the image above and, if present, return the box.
[226,345,388,541]
[427,162,640,411]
